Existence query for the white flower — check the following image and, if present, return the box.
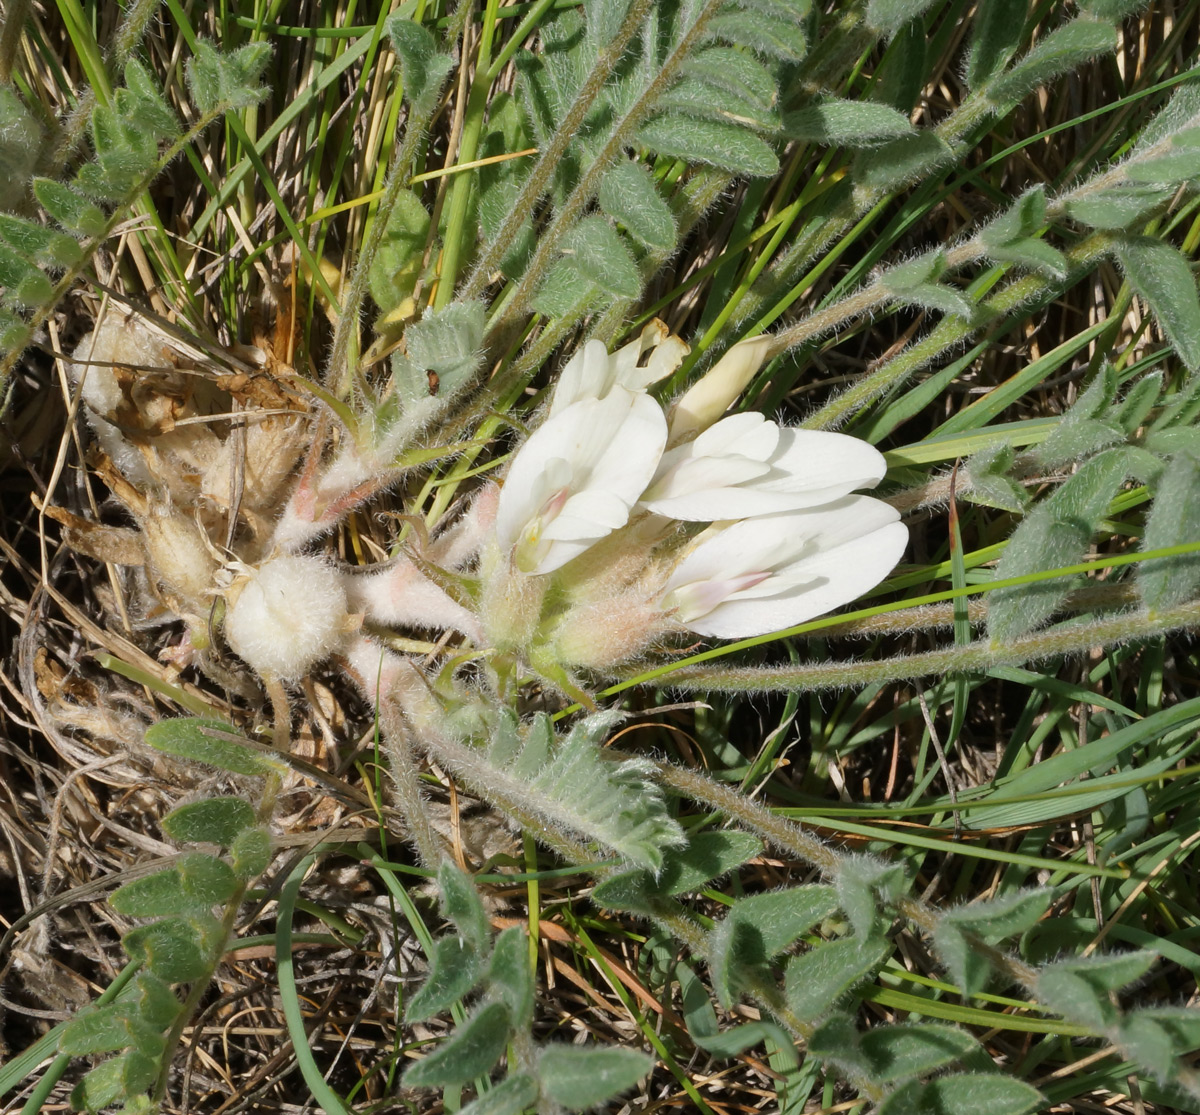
[640,412,890,521]
[659,496,908,638]
[495,387,667,574]
[550,319,688,417]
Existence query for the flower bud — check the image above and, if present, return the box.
[224,555,348,680]
[667,335,774,444]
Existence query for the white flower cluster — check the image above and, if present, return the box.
[490,322,908,652]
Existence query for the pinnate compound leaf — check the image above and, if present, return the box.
[403,1001,511,1088]
[877,1073,1043,1115]
[562,216,640,298]
[385,17,454,115]
[989,19,1118,107]
[941,890,1051,941]
[456,1073,539,1115]
[966,0,1029,89]
[709,885,839,1006]
[406,936,483,1023]
[185,41,271,115]
[987,448,1131,642]
[599,161,676,250]
[70,1049,158,1113]
[537,1045,653,1110]
[1114,235,1200,374]
[637,114,779,176]
[162,797,255,847]
[784,936,890,1023]
[143,717,285,777]
[1138,450,1200,613]
[783,96,915,145]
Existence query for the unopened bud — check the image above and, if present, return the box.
[667,335,774,444]
[224,555,348,680]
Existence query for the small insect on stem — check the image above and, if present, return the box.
[427,370,440,396]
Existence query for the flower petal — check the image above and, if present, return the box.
[642,420,889,521]
[661,497,907,637]
[496,388,667,574]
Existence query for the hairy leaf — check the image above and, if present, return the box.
[185,41,271,115]
[537,1045,653,1110]
[70,1049,158,1113]
[562,216,641,298]
[487,926,535,1029]
[941,891,1050,941]
[784,96,915,145]
[406,936,483,1023]
[403,1001,511,1088]
[1114,235,1200,373]
[637,114,779,176]
[784,936,890,1023]
[989,19,1118,107]
[162,797,256,847]
[438,861,491,954]
[143,718,285,777]
[966,0,1029,89]
[877,1073,1043,1115]
[456,1073,539,1115]
[385,16,455,115]
[1138,450,1200,613]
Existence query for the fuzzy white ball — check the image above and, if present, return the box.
[224,555,348,680]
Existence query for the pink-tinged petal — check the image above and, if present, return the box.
[661,498,907,638]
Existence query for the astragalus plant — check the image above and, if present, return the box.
[1,1,1200,1113]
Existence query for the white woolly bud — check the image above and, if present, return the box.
[224,555,348,680]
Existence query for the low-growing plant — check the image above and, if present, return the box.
[1,1,1200,1113]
